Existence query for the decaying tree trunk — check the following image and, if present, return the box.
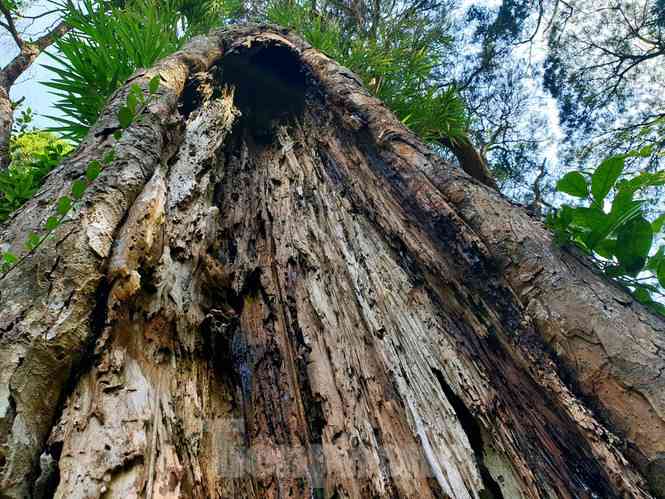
[1,25,664,499]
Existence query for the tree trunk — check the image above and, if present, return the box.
[0,87,12,170]
[1,25,664,499]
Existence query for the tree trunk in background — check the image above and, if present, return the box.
[1,26,664,499]
[0,87,12,170]
[0,19,70,170]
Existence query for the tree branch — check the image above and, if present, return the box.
[0,0,24,49]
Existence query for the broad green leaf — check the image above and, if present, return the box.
[72,179,87,199]
[615,216,653,275]
[570,206,608,230]
[556,172,588,198]
[594,238,616,259]
[113,130,122,140]
[149,74,161,94]
[3,252,17,265]
[57,196,71,216]
[45,216,60,231]
[591,155,624,202]
[610,187,638,217]
[86,160,102,181]
[118,106,133,128]
[623,171,665,193]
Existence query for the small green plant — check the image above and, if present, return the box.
[548,144,665,315]
[42,0,181,140]
[12,106,34,134]
[0,133,73,222]
[0,75,162,279]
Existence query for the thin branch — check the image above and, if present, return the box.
[0,1,24,49]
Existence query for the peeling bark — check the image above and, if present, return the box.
[1,25,664,499]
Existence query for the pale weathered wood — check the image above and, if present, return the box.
[1,25,664,499]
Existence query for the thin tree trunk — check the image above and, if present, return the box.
[1,26,664,499]
[0,20,70,170]
[0,87,11,170]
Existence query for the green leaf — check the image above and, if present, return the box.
[591,155,624,202]
[652,214,665,234]
[3,252,18,265]
[556,172,588,198]
[149,74,161,94]
[571,206,608,229]
[113,130,122,141]
[595,238,616,259]
[610,187,638,217]
[103,150,116,164]
[657,257,665,289]
[648,301,665,317]
[45,216,60,231]
[57,196,72,216]
[647,247,665,271]
[638,144,654,157]
[633,286,651,304]
[127,92,138,115]
[118,106,133,128]
[72,179,87,199]
[570,207,612,250]
[86,160,102,181]
[25,232,41,250]
[615,216,653,275]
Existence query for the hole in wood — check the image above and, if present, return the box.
[220,44,306,138]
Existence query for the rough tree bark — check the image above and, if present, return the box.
[1,25,664,499]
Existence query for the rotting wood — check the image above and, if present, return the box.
[0,25,663,499]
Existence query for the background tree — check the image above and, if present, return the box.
[0,0,70,169]
[544,0,665,167]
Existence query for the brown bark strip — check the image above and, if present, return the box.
[439,136,499,190]
[0,86,11,170]
[0,25,664,499]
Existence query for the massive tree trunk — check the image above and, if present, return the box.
[1,25,664,499]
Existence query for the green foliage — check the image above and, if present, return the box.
[0,133,73,222]
[12,106,34,134]
[42,0,182,140]
[548,147,665,316]
[265,0,468,144]
[1,76,161,278]
[556,172,588,198]
[177,0,244,34]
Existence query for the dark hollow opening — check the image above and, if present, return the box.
[220,44,306,138]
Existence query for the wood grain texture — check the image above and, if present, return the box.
[0,25,663,499]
